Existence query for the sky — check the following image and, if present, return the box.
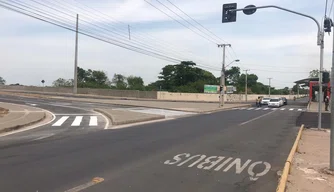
[0,0,334,89]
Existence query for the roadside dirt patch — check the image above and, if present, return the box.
[0,107,9,117]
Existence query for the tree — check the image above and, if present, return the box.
[127,76,144,90]
[0,76,5,85]
[112,74,127,89]
[52,78,73,87]
[225,66,240,86]
[155,61,218,93]
[76,67,111,88]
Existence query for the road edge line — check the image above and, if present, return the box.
[276,124,304,192]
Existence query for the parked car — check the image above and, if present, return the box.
[282,97,288,105]
[261,97,271,105]
[268,98,283,107]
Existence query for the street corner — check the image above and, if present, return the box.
[0,102,54,137]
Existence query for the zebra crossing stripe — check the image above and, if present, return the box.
[52,116,69,126]
[271,108,277,110]
[298,109,303,111]
[247,108,254,110]
[255,108,261,110]
[280,108,286,110]
[263,108,269,110]
[289,108,294,111]
[89,116,98,126]
[71,116,83,126]
[239,107,246,110]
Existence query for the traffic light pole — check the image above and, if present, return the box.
[73,14,79,94]
[330,9,334,170]
[218,44,231,107]
[229,3,326,168]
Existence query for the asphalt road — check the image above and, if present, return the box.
[0,94,305,192]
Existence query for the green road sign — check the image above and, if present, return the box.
[204,85,219,93]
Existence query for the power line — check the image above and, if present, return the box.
[143,0,218,45]
[53,0,219,68]
[7,0,222,70]
[164,0,226,44]
[325,0,329,17]
[329,0,334,16]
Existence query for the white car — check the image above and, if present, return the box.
[268,98,283,107]
[261,97,271,105]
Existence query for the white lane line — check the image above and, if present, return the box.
[263,108,269,110]
[239,110,276,126]
[280,108,286,110]
[64,177,104,192]
[71,116,83,126]
[247,108,254,110]
[89,116,98,126]
[255,108,261,110]
[52,116,69,126]
[289,108,294,111]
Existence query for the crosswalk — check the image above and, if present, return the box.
[233,107,306,112]
[52,115,100,127]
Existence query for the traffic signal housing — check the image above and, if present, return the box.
[222,3,237,23]
[323,71,330,84]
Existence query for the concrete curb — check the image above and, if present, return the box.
[94,109,165,126]
[276,124,304,192]
[307,102,311,112]
[0,112,46,134]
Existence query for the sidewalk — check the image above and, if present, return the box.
[95,108,165,126]
[287,129,334,192]
[0,102,46,133]
[308,101,330,113]
[0,91,250,113]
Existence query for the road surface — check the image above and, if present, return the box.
[0,95,306,192]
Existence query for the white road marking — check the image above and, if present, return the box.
[298,109,303,111]
[263,108,269,110]
[164,153,272,181]
[71,116,83,126]
[89,116,98,126]
[64,177,104,192]
[280,108,286,110]
[247,108,254,110]
[31,134,54,141]
[255,108,261,110]
[239,110,276,126]
[239,107,246,110]
[271,108,277,110]
[53,114,100,116]
[289,108,294,111]
[52,116,69,126]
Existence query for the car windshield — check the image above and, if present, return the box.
[263,98,270,100]
[270,99,279,102]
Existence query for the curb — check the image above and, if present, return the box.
[0,112,46,134]
[94,109,165,126]
[276,124,304,192]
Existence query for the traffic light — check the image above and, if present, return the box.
[323,71,330,83]
[324,18,333,33]
[222,3,237,23]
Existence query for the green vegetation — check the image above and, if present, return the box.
[51,62,309,95]
[0,76,5,85]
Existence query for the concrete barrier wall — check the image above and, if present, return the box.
[157,91,305,102]
[0,85,305,101]
[0,86,158,99]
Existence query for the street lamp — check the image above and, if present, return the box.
[225,59,240,69]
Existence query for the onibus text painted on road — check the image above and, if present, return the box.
[164,153,271,181]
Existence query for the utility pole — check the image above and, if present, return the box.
[73,14,79,94]
[297,83,300,98]
[244,69,250,102]
[268,78,272,97]
[330,10,334,170]
[218,44,231,107]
